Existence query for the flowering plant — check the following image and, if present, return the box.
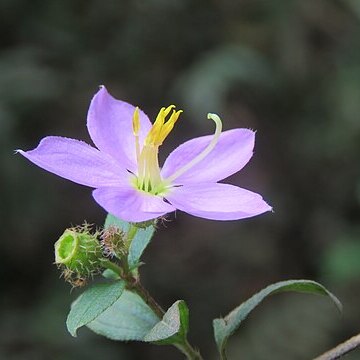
[18,86,271,222]
[19,87,345,359]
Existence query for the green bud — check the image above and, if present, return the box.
[55,225,103,283]
[101,226,127,259]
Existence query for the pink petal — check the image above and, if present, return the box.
[93,186,176,223]
[17,136,127,188]
[87,86,152,172]
[165,183,272,220]
[161,129,255,184]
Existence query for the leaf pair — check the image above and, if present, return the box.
[67,281,189,346]
[67,214,189,344]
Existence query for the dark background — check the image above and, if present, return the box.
[2,0,360,359]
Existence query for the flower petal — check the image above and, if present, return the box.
[17,136,127,188]
[93,186,176,223]
[161,129,255,184]
[87,86,152,172]
[165,183,272,220]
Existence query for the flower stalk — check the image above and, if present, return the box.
[313,332,360,360]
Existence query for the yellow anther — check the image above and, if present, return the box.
[158,110,183,144]
[132,107,140,136]
[163,104,176,117]
[135,104,183,194]
[145,107,165,145]
[145,105,178,146]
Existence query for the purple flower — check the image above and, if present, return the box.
[18,86,272,222]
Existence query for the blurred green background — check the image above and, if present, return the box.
[2,0,360,359]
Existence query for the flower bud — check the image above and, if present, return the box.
[55,225,103,284]
[101,226,127,259]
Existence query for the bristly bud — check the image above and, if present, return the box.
[62,268,88,289]
[101,226,127,259]
[54,224,103,286]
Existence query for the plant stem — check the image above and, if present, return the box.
[131,279,165,319]
[132,278,204,359]
[175,340,204,360]
[101,259,123,277]
[130,280,203,359]
[220,347,227,360]
[313,333,360,360]
[101,239,203,359]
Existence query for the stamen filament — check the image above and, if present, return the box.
[132,107,141,166]
[135,138,140,167]
[165,113,223,183]
[132,105,184,194]
[138,147,146,187]
[149,147,161,185]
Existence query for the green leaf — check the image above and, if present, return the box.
[213,280,342,359]
[128,225,155,269]
[144,300,189,345]
[104,213,130,232]
[104,213,155,269]
[102,268,120,280]
[67,280,125,337]
[87,290,160,341]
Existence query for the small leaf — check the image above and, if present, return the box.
[213,280,342,358]
[128,225,155,269]
[144,300,189,345]
[87,290,160,341]
[104,213,155,270]
[67,280,125,337]
[104,213,130,232]
[102,268,120,280]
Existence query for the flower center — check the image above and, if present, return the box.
[131,106,222,195]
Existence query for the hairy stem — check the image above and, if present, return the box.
[314,333,360,360]
[131,280,165,319]
[175,340,203,360]
[220,347,227,360]
[130,279,203,359]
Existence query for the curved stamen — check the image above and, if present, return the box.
[165,113,223,184]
